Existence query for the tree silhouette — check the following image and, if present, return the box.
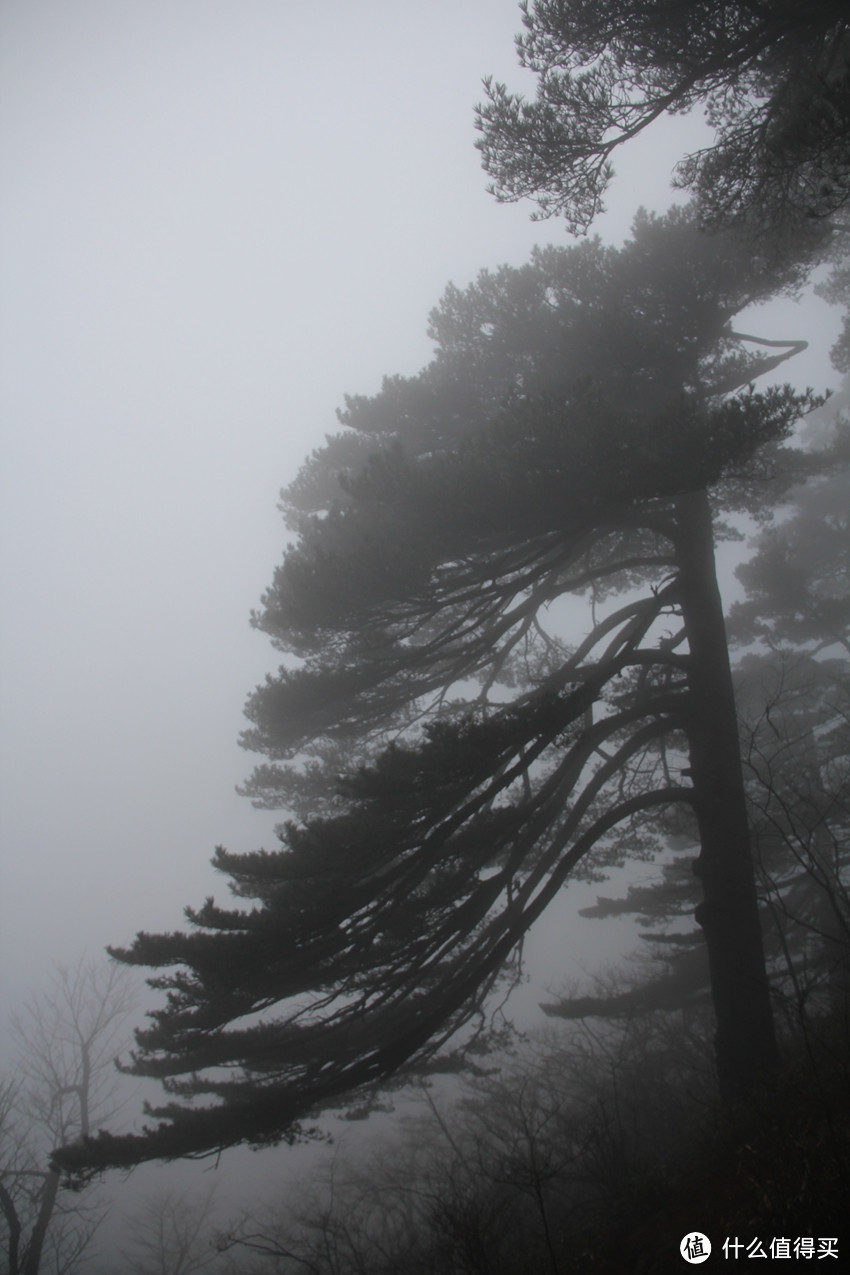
[476,0,850,236]
[55,211,818,1174]
[1,958,135,1274]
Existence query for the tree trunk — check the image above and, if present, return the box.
[0,1177,23,1275]
[21,1171,59,1275]
[675,489,779,1101]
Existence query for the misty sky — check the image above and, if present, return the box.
[0,0,842,1033]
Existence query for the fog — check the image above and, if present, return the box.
[0,0,758,1015]
[1,2,845,1270]
[2,0,556,1009]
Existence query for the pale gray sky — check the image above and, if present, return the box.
[0,0,841,1030]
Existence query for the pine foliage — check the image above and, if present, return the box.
[476,0,850,235]
[55,212,817,1171]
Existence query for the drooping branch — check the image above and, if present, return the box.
[52,211,820,1173]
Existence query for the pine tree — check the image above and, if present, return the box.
[55,211,818,1173]
[475,0,850,236]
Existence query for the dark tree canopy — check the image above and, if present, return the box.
[476,0,850,235]
[54,212,817,1174]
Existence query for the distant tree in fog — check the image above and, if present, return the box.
[476,0,850,237]
[120,1185,221,1275]
[0,958,134,1275]
[731,453,850,1022]
[51,208,833,1177]
[215,1026,716,1275]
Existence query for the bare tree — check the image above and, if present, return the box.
[120,1183,224,1275]
[214,1015,715,1275]
[0,956,136,1275]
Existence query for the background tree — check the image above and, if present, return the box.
[52,210,824,1177]
[206,1011,747,1275]
[475,0,850,236]
[732,444,850,1026]
[120,1184,223,1275]
[0,958,135,1275]
[815,229,850,374]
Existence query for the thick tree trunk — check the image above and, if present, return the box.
[675,490,779,1101]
